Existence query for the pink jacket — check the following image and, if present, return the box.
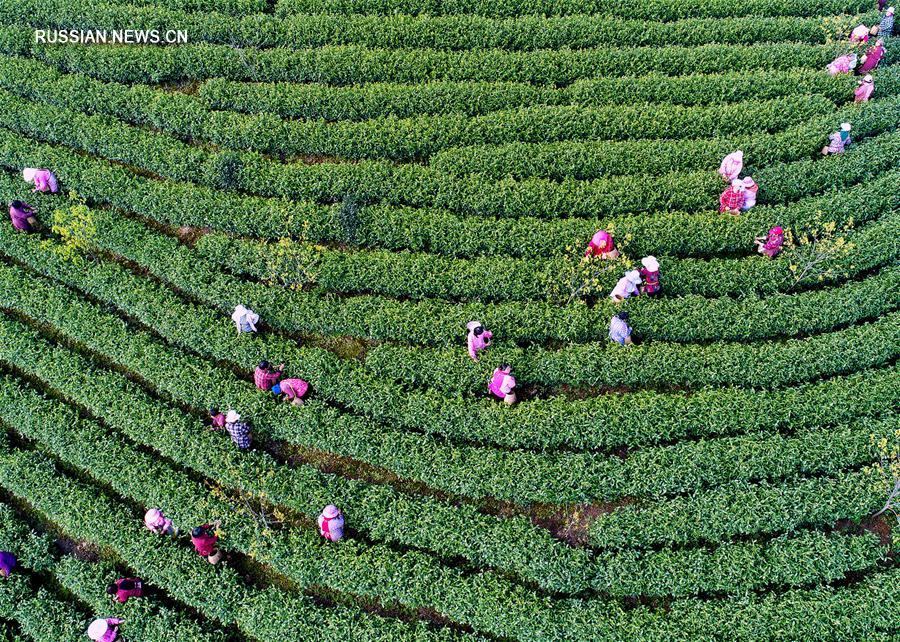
[318,513,344,541]
[28,169,58,193]
[762,229,785,258]
[144,510,173,535]
[858,44,884,73]
[855,79,874,103]
[112,578,143,604]
[585,230,615,257]
[278,378,309,400]
[467,330,493,360]
[488,369,516,399]
[827,53,857,76]
[718,151,743,181]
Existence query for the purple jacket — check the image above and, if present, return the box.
[0,552,16,577]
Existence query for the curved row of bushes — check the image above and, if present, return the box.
[273,0,871,21]
[2,0,869,52]
[4,439,896,641]
[0,504,225,642]
[200,69,861,121]
[342,168,897,259]
[2,53,897,226]
[6,51,861,131]
[590,529,885,597]
[364,300,900,392]
[430,67,900,179]
[81,94,854,162]
[350,361,900,453]
[5,225,890,500]
[8,324,887,601]
[0,444,491,642]
[115,0,266,16]
[587,469,882,549]
[0,26,853,85]
[2,232,895,506]
[196,204,900,302]
[0,72,839,163]
[0,563,93,640]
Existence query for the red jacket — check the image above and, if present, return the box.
[719,187,745,212]
[112,578,143,604]
[191,525,218,557]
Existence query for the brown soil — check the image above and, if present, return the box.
[530,498,634,547]
[860,514,894,549]
[299,154,346,165]
[310,334,377,361]
[158,80,202,95]
[55,537,100,562]
[175,225,212,246]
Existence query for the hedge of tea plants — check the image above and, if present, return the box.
[0,0,896,639]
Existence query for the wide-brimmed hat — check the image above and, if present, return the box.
[625,270,642,284]
[145,508,162,523]
[225,410,240,423]
[864,74,874,82]
[887,7,895,15]
[730,178,745,189]
[841,122,852,131]
[466,320,482,332]
[591,229,611,248]
[742,176,756,188]
[22,168,37,183]
[641,256,659,272]
[87,619,109,640]
[323,504,340,518]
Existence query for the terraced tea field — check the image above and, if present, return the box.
[0,0,897,639]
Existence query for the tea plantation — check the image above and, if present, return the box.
[0,0,897,639]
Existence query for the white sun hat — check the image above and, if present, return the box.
[641,256,659,272]
[841,122,852,131]
[225,410,240,423]
[87,619,109,641]
[625,270,642,284]
[22,168,37,183]
[323,504,340,518]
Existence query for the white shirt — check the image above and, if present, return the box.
[610,276,639,300]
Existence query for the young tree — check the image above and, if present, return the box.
[262,233,322,291]
[869,429,900,525]
[42,193,98,263]
[782,213,855,289]
[548,227,634,305]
